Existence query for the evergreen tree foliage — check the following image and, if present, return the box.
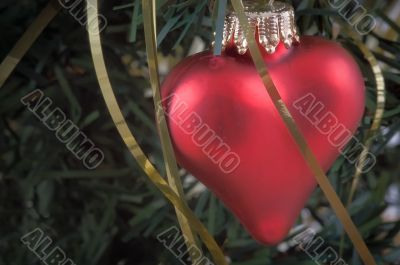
[0,0,399,264]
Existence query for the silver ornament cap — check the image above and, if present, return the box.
[220,0,300,54]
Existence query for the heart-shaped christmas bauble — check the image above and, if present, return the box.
[160,36,365,245]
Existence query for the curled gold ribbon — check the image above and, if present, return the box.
[338,26,386,257]
[345,32,386,206]
[141,0,199,256]
[0,0,61,88]
[231,1,376,265]
[86,1,227,264]
[0,0,382,264]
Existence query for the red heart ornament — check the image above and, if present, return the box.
[161,36,365,245]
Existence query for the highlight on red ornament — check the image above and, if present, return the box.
[159,93,241,174]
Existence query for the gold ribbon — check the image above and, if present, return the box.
[141,0,199,256]
[0,0,383,264]
[231,1,377,265]
[0,0,61,88]
[337,26,386,257]
[345,33,386,206]
[86,1,227,264]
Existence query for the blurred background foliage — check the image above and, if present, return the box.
[1,0,400,264]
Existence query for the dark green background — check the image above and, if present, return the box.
[1,0,400,264]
